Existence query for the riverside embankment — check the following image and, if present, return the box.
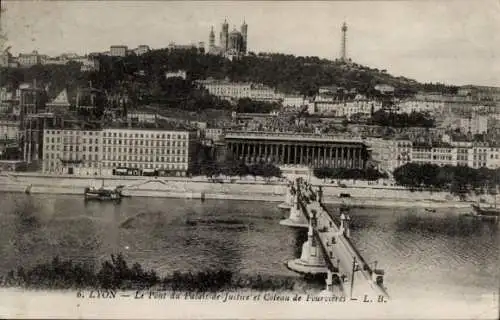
[0,172,477,209]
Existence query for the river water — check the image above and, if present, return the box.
[0,193,498,305]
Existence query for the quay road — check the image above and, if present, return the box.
[292,178,389,300]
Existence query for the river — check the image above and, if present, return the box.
[0,192,498,305]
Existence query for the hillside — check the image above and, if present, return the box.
[1,48,458,105]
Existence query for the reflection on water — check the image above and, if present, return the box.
[0,193,498,302]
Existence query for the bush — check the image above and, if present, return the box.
[2,255,297,291]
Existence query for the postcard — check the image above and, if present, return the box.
[0,0,498,319]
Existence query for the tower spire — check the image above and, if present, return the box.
[209,25,215,49]
[340,21,348,62]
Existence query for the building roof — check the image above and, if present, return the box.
[47,89,71,107]
[104,119,197,132]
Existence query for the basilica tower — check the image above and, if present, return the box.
[241,20,248,54]
[209,26,215,50]
[220,19,229,51]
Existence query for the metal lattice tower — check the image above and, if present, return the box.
[340,22,348,62]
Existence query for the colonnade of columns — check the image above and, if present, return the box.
[226,141,366,169]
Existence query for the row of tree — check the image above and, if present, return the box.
[313,167,389,181]
[393,163,500,197]
[1,254,295,291]
[196,159,283,181]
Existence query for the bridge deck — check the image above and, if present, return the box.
[297,183,389,299]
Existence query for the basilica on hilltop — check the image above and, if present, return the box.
[208,19,248,59]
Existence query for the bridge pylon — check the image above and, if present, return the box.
[286,210,328,275]
[279,179,308,228]
[278,182,294,210]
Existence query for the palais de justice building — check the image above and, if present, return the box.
[224,131,369,169]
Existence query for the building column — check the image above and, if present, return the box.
[279,144,284,164]
[360,148,365,169]
[340,147,344,168]
[311,146,316,167]
[329,147,333,167]
[346,148,350,168]
[294,144,298,165]
[270,143,276,163]
[349,148,354,169]
[304,146,308,166]
[287,144,291,164]
[252,143,257,162]
[299,145,304,165]
[352,148,356,169]
[321,147,328,167]
[334,147,338,168]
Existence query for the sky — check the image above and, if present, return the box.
[1,0,500,87]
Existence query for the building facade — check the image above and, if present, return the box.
[165,70,187,80]
[395,99,445,115]
[196,80,283,103]
[18,51,41,67]
[133,45,150,56]
[224,131,369,169]
[0,117,20,140]
[282,95,306,109]
[42,128,102,175]
[42,126,200,176]
[453,115,488,135]
[101,128,198,176]
[109,45,128,57]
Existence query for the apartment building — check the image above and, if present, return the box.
[364,138,396,174]
[42,128,102,175]
[308,95,382,118]
[453,115,488,135]
[101,127,198,176]
[165,70,187,80]
[109,45,128,57]
[412,144,456,167]
[0,117,20,140]
[204,127,224,142]
[486,147,500,169]
[394,140,413,169]
[18,51,42,67]
[133,45,150,56]
[471,146,489,169]
[196,79,283,103]
[42,125,200,176]
[282,95,305,109]
[395,99,445,115]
